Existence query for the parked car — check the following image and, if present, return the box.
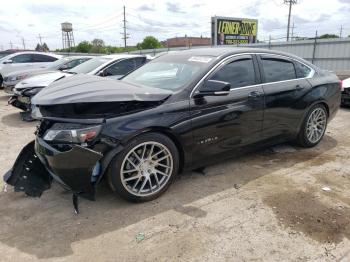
[0,49,23,59]
[341,77,350,106]
[4,48,341,211]
[8,54,148,120]
[3,56,92,94]
[0,51,61,87]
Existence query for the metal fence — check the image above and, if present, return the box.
[127,37,350,72]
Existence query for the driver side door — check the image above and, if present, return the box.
[189,54,265,166]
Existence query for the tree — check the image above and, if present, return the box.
[75,41,92,53]
[90,38,106,53]
[42,43,49,51]
[137,36,163,49]
[35,43,41,51]
[318,34,339,39]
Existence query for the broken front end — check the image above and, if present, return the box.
[4,117,115,202]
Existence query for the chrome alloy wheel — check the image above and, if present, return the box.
[120,141,174,197]
[306,107,327,144]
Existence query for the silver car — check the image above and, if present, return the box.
[0,51,61,87]
[3,56,92,94]
[9,54,148,121]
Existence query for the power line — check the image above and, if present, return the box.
[284,0,298,41]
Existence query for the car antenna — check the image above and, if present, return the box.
[73,193,79,214]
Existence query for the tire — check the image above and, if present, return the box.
[107,132,179,202]
[296,104,328,148]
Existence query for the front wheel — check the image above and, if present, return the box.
[107,132,179,202]
[297,104,328,148]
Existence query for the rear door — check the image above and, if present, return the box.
[257,54,312,139]
[190,54,265,165]
[32,54,58,68]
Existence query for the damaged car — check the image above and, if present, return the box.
[4,48,341,211]
[3,56,92,94]
[8,54,148,121]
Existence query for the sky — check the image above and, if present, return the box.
[0,0,349,50]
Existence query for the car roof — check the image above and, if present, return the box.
[164,47,315,68]
[100,54,145,60]
[5,51,62,59]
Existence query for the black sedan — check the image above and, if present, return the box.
[4,48,341,209]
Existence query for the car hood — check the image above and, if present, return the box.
[15,71,72,90]
[32,75,173,106]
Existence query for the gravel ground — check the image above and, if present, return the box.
[0,93,349,261]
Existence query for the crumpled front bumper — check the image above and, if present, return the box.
[3,84,15,94]
[8,95,30,111]
[4,138,103,200]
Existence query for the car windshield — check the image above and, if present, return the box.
[122,55,214,91]
[68,57,111,74]
[46,57,73,70]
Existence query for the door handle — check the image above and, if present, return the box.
[248,91,262,98]
[295,84,304,90]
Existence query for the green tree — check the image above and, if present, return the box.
[75,41,92,53]
[42,43,49,51]
[138,36,163,49]
[90,39,106,53]
[35,43,42,51]
[318,34,339,39]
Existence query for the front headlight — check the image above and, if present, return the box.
[9,74,28,82]
[23,87,43,96]
[43,124,102,143]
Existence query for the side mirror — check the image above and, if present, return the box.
[3,59,13,64]
[195,80,231,97]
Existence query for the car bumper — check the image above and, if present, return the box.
[3,84,15,94]
[35,137,103,199]
[8,95,30,111]
[4,138,104,200]
[341,90,350,105]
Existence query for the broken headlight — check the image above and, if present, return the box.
[43,124,102,143]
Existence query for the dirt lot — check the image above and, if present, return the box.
[0,93,349,261]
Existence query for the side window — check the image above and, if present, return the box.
[104,59,135,76]
[262,57,296,82]
[11,54,33,63]
[134,57,146,67]
[210,57,256,88]
[294,61,312,78]
[32,54,57,62]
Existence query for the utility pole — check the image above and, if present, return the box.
[284,0,297,41]
[340,25,343,38]
[291,22,295,41]
[37,34,43,45]
[21,37,26,50]
[9,41,13,49]
[121,5,129,48]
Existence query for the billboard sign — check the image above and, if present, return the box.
[211,16,258,45]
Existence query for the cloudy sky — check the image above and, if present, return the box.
[0,0,349,50]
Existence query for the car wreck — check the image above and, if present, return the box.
[4,48,341,213]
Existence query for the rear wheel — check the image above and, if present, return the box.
[108,133,179,202]
[297,104,328,148]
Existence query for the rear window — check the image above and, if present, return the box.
[262,57,296,83]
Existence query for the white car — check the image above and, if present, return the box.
[9,54,148,120]
[341,77,350,106]
[3,56,92,94]
[0,51,61,86]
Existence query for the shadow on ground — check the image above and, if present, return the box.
[0,135,338,258]
[1,112,37,128]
